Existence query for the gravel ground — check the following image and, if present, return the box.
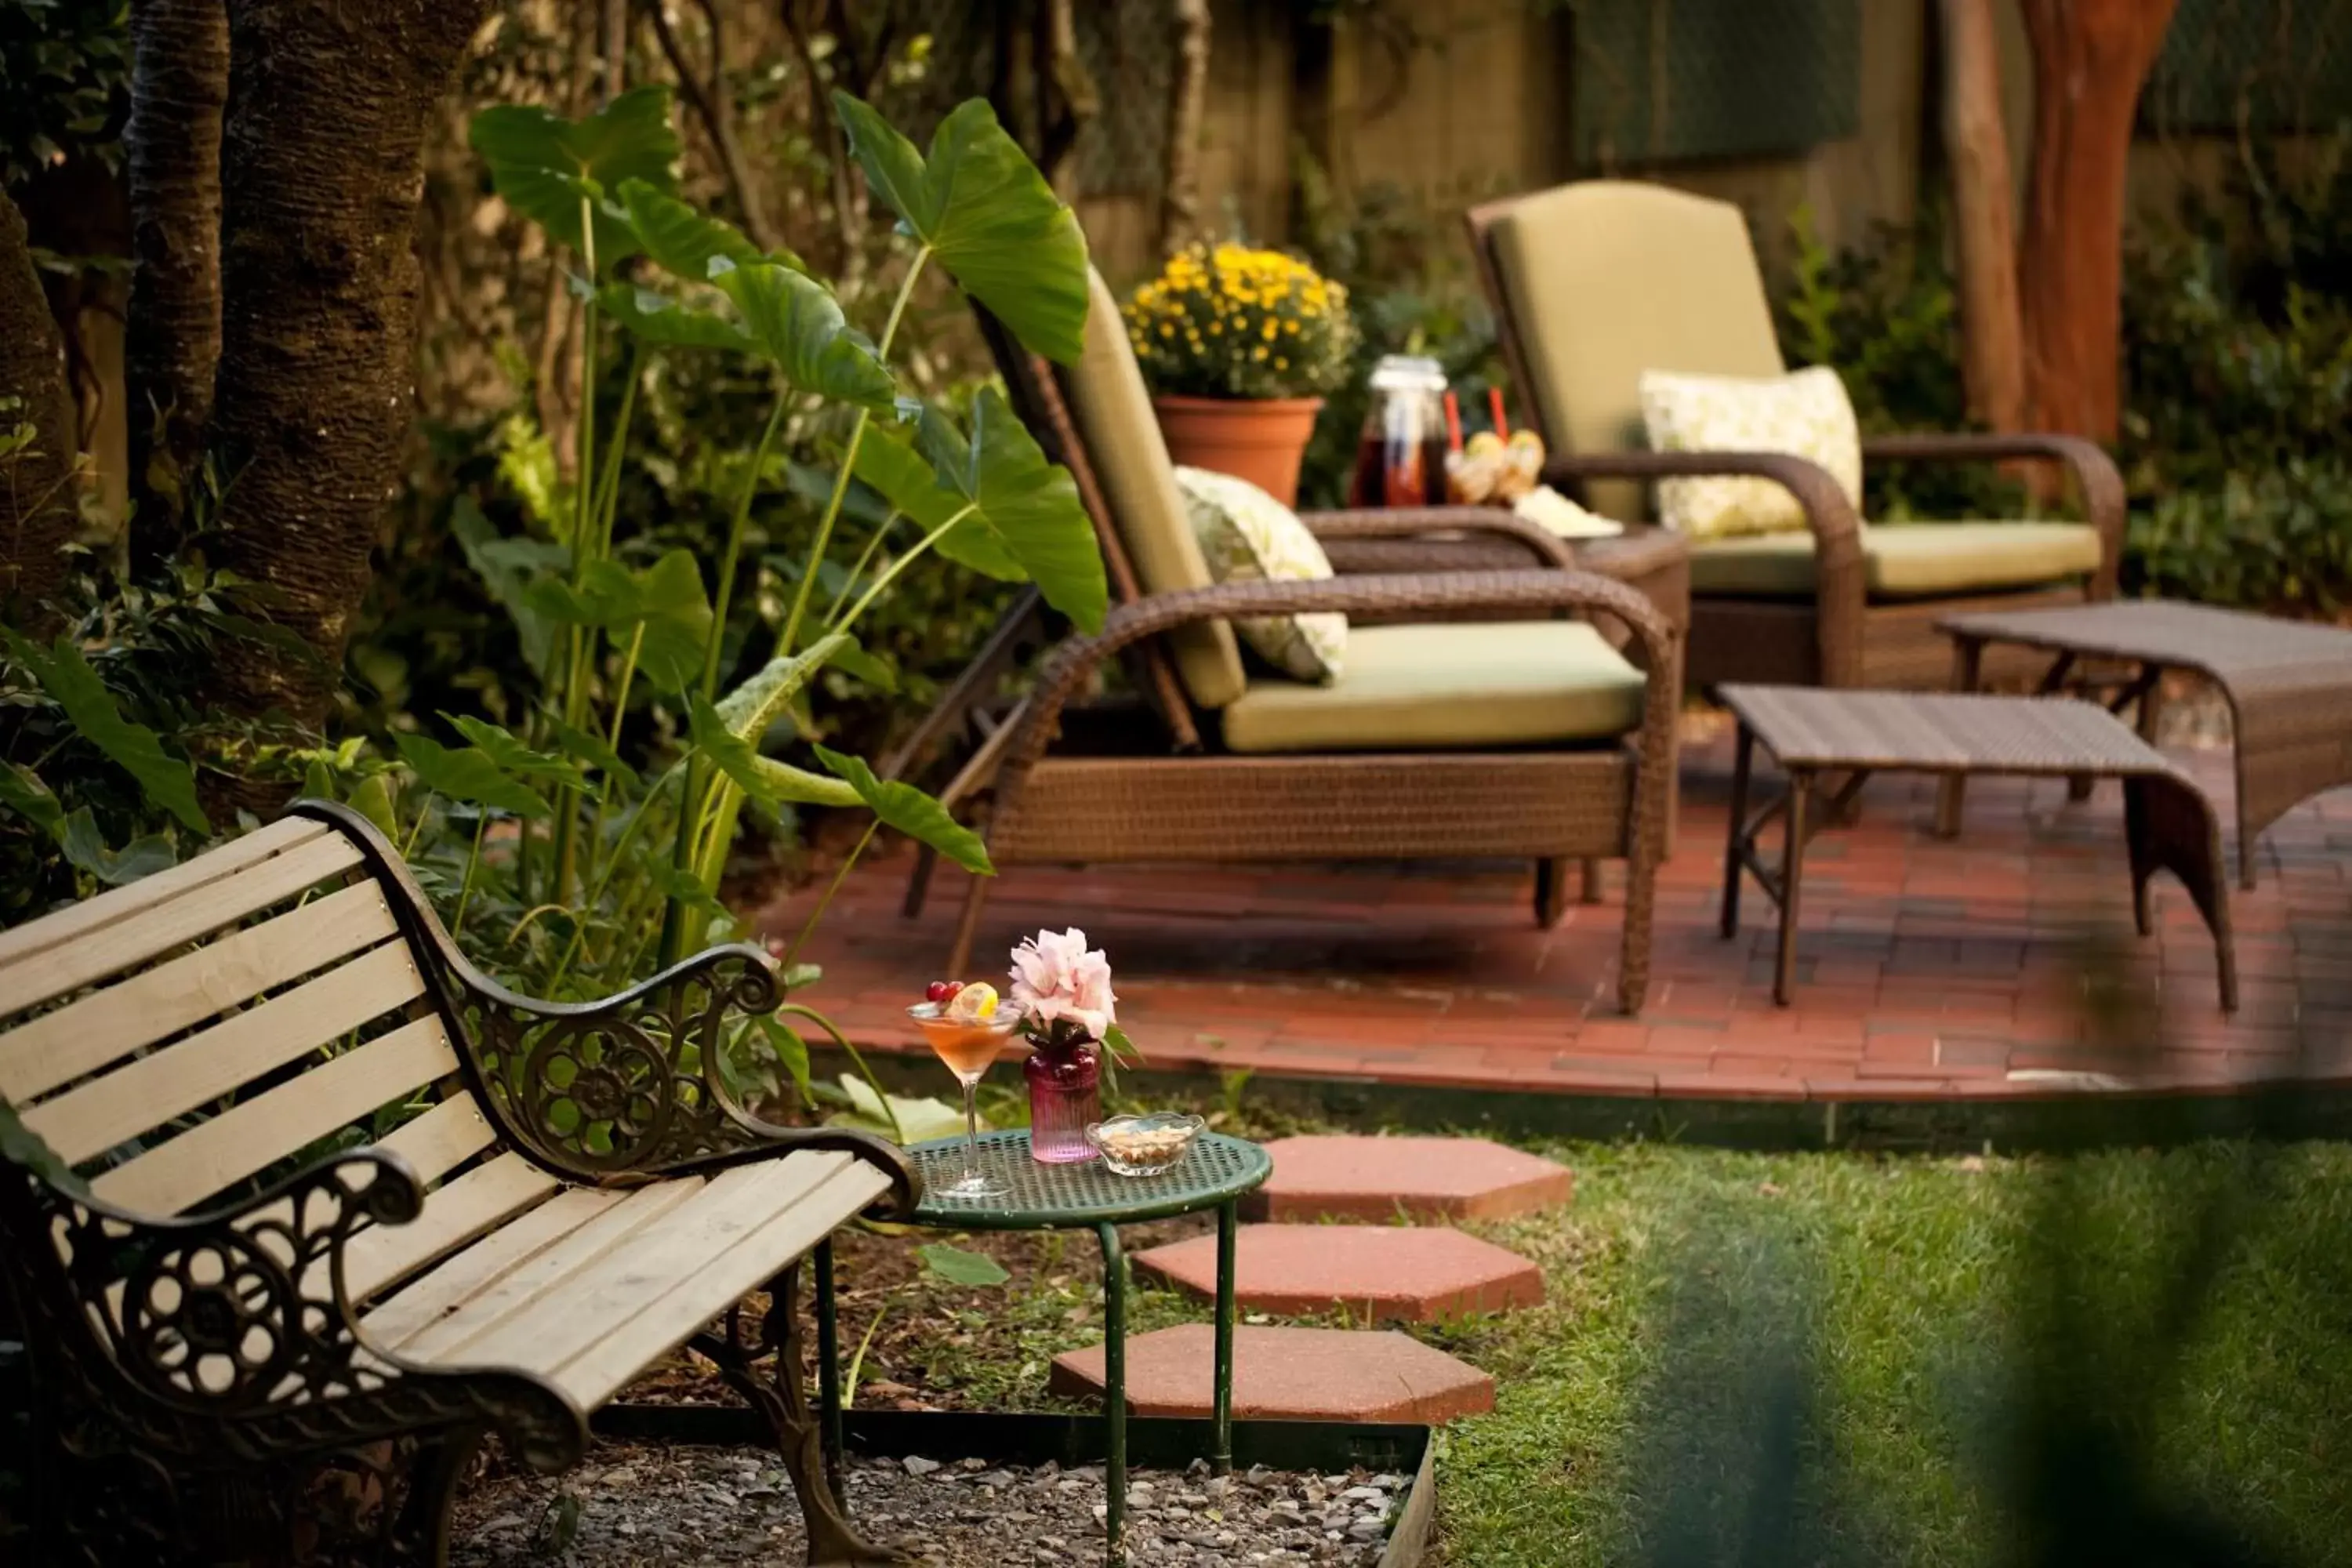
[452,1443,1406,1566]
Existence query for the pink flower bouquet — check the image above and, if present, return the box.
[1009,927,1138,1066]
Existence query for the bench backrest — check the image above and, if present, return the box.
[0,814,490,1222]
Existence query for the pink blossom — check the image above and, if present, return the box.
[1009,926,1117,1040]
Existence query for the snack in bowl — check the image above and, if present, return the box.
[1086,1112,1207,1178]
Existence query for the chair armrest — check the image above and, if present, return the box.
[1301,506,1577,571]
[1860,432,2125,598]
[0,1134,589,1471]
[286,802,920,1213]
[1543,448,1865,686]
[995,570,1682,821]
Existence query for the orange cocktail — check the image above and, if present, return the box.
[909,985,1025,1201]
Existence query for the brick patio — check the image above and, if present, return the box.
[765,722,2352,1104]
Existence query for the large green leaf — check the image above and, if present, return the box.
[394,733,550,819]
[0,760,63,837]
[688,699,860,810]
[916,390,1105,631]
[546,717,640,788]
[598,282,753,352]
[918,1242,1011,1288]
[3,631,208,833]
[715,631,848,742]
[713,262,896,409]
[615,177,788,281]
[444,715,584,789]
[849,425,1021,580]
[626,551,716,694]
[469,85,680,266]
[833,94,1090,364]
[523,551,712,694]
[450,497,566,669]
[812,746,992,875]
[59,809,177,887]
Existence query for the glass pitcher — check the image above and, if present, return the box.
[1347,355,1450,507]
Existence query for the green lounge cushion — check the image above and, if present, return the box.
[1221,621,1646,755]
[1060,267,1250,710]
[1686,521,2105,600]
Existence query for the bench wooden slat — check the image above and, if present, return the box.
[0,830,364,1018]
[550,1157,889,1411]
[0,816,325,973]
[93,1017,460,1216]
[358,1187,628,1352]
[376,1094,499,1187]
[343,1150,561,1305]
[22,941,425,1165]
[0,881,402,1106]
[392,1178,708,1363]
[445,1156,850,1381]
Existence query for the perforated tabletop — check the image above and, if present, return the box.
[904,1130,1271,1229]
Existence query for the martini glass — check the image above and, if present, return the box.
[907,999,1025,1200]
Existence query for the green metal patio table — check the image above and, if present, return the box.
[850,1127,1271,1561]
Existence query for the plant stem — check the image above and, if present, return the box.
[553,202,603,908]
[579,622,645,897]
[702,393,789,702]
[824,508,902,620]
[829,503,976,633]
[779,1003,903,1145]
[400,793,437,861]
[774,248,930,659]
[453,812,489,931]
[842,1283,905,1408]
[783,818,878,968]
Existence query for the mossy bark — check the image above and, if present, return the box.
[123,0,230,561]
[0,190,82,632]
[206,0,490,730]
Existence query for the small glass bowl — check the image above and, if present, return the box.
[1086,1112,1207,1178]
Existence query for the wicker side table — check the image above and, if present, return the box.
[1716,684,2237,1011]
[1938,600,2352,889]
[878,1129,1272,1563]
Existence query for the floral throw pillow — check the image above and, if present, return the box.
[1172,466,1346,684]
[1639,365,1864,539]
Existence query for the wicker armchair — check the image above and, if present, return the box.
[890,274,1681,1014]
[1465,182,2125,691]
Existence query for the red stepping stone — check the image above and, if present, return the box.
[1049,1324,1492,1425]
[1243,1135,1573,1222]
[1133,1224,1543,1322]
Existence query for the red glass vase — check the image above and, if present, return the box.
[1024,1042,1101,1163]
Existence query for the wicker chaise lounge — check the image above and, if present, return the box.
[898,272,1680,1014]
[1466,181,2128,692]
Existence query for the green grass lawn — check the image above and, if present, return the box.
[885,1127,2352,1566]
[1424,1138,2352,1566]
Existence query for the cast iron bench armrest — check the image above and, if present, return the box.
[1861,432,2125,598]
[289,801,918,1212]
[1301,506,1578,571]
[996,569,1681,822]
[2,1139,590,1472]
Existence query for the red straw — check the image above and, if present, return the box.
[1488,387,1510,439]
[1443,390,1463,452]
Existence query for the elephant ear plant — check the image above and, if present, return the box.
[338,87,1102,1112]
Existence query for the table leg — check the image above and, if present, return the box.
[1214,1201,1237,1477]
[1936,637,1984,836]
[1776,771,1810,1007]
[1098,1221,1127,1563]
[815,1236,844,1504]
[1720,721,1755,939]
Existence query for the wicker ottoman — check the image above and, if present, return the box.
[1717,684,2235,1011]
[1939,600,2352,889]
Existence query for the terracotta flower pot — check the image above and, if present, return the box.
[1152,394,1323,507]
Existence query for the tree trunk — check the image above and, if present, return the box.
[1160,0,1212,251]
[124,0,230,562]
[1034,0,1098,198]
[207,0,490,730]
[1936,0,2027,434]
[0,190,81,629]
[2017,0,2178,441]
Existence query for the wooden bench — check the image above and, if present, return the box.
[0,802,918,1567]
